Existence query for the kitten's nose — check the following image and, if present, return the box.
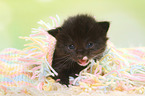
[82,56,88,60]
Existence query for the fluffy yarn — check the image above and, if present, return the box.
[0,15,145,95]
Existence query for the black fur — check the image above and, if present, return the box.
[48,14,110,86]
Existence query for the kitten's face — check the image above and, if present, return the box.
[49,15,109,66]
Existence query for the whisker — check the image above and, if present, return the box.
[53,56,71,69]
[54,57,70,65]
[53,54,70,60]
[63,57,71,65]
[52,55,71,65]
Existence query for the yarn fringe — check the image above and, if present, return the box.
[0,15,145,95]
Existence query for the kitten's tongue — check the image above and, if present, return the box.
[79,59,87,64]
[78,56,89,66]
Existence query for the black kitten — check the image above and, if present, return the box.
[48,14,110,86]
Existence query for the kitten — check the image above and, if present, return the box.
[48,14,110,86]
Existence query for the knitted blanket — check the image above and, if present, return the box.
[0,15,145,95]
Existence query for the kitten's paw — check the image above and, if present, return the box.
[59,79,69,87]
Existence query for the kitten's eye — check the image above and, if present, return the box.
[86,43,94,48]
[68,44,75,50]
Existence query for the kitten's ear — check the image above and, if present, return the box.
[47,27,62,37]
[99,21,110,32]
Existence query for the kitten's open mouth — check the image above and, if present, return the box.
[78,59,89,66]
